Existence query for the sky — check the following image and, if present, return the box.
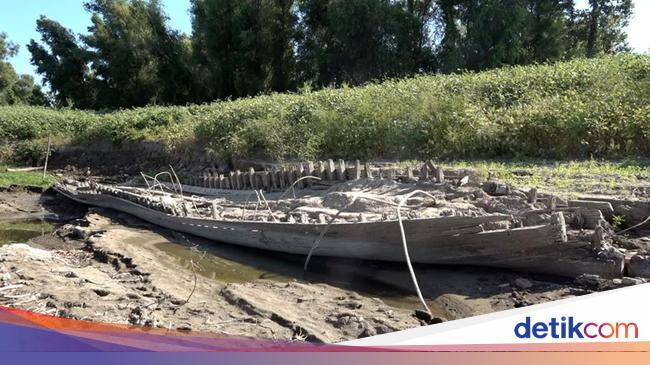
[1,0,649,80]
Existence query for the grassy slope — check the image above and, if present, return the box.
[1,54,649,163]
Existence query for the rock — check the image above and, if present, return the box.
[628,255,650,278]
[93,289,111,297]
[414,309,432,322]
[621,277,645,286]
[72,226,90,240]
[514,278,533,289]
[413,310,445,325]
[575,274,607,289]
[482,181,511,196]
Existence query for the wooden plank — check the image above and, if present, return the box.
[568,200,614,219]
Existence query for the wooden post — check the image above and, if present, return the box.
[263,171,271,192]
[306,161,315,187]
[527,188,538,204]
[591,225,604,251]
[326,159,335,181]
[270,167,279,191]
[229,171,235,190]
[420,164,430,181]
[249,167,256,189]
[317,161,325,179]
[407,168,414,182]
[297,164,305,189]
[434,166,445,183]
[364,162,372,179]
[42,135,51,180]
[237,170,244,190]
[354,160,361,180]
[337,159,346,181]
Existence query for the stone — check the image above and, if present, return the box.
[514,278,533,289]
[575,274,607,289]
[628,255,650,278]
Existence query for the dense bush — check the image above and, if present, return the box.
[1,54,649,161]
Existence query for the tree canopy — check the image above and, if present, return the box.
[0,33,47,106]
[9,0,635,109]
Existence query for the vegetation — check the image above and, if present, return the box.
[0,166,56,188]
[16,0,634,109]
[0,33,47,106]
[1,54,648,163]
[448,159,649,195]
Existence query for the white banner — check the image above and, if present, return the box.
[344,284,649,346]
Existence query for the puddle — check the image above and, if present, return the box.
[0,219,55,245]
[155,237,446,314]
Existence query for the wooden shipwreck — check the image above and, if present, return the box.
[54,168,624,280]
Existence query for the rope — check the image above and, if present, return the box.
[302,190,436,315]
[396,190,437,316]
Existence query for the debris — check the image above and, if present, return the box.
[621,277,646,286]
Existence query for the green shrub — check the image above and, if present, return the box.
[1,54,649,161]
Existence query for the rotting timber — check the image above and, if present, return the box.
[54,160,627,280]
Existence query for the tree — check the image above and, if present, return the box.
[28,17,96,108]
[82,0,193,108]
[297,0,434,87]
[585,0,632,56]
[527,0,572,62]
[191,0,298,101]
[1,32,48,106]
[436,0,465,72]
[462,0,532,71]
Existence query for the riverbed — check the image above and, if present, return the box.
[0,186,592,342]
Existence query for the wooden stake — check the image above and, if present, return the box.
[42,135,51,180]
[527,188,538,204]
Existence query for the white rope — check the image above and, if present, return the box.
[303,196,359,272]
[396,190,437,315]
[257,189,278,222]
[276,175,322,202]
[302,189,436,315]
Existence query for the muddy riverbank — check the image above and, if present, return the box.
[0,186,645,342]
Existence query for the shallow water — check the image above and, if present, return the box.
[0,219,55,245]
[154,237,444,313]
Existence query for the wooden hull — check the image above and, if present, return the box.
[55,188,623,278]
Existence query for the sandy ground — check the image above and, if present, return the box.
[0,186,644,342]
